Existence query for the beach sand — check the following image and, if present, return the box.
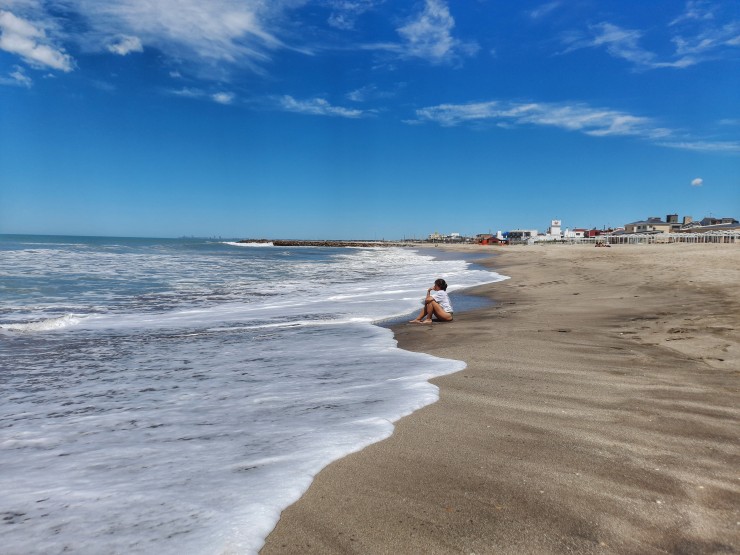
[262,244,740,554]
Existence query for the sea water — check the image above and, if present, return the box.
[0,235,507,554]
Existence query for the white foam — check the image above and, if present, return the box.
[1,313,83,332]
[0,241,509,555]
[222,241,274,247]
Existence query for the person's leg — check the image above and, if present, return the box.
[409,305,427,323]
[432,303,453,321]
[420,300,453,323]
[420,300,437,323]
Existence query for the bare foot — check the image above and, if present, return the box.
[420,320,433,325]
[409,318,422,323]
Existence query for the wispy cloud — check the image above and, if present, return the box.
[346,83,399,102]
[561,1,740,70]
[657,140,740,153]
[410,98,740,153]
[279,95,364,117]
[669,0,716,27]
[326,0,383,30]
[107,35,143,56]
[561,22,697,69]
[413,99,668,137]
[0,9,73,71]
[362,0,477,64]
[168,87,204,99]
[167,87,237,105]
[529,2,561,20]
[691,177,704,186]
[0,65,32,87]
[671,21,740,59]
[212,91,235,105]
[76,0,288,73]
[0,1,303,78]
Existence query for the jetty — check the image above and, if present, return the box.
[237,239,414,248]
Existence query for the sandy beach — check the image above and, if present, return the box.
[262,244,739,554]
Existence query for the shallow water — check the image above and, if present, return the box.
[0,235,507,554]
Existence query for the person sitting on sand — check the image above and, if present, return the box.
[410,278,454,324]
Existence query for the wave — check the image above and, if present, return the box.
[222,241,274,247]
[1,314,83,332]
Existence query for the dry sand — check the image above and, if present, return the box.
[262,244,740,554]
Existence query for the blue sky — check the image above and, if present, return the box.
[1,0,738,239]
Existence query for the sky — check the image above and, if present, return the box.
[0,0,739,239]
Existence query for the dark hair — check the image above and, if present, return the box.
[434,278,447,291]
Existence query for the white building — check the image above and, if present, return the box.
[547,219,562,237]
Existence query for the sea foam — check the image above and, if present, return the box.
[0,236,507,554]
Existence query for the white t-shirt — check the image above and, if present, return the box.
[430,290,453,313]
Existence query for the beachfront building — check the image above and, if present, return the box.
[623,214,737,234]
[427,231,468,243]
[548,220,562,237]
[678,216,740,233]
[624,216,673,234]
[563,228,587,239]
[508,229,539,243]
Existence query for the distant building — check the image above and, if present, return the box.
[699,216,739,226]
[508,229,539,242]
[548,219,562,237]
[624,215,675,234]
[624,214,738,234]
[679,216,740,233]
[428,231,467,243]
[563,228,587,239]
[478,234,508,245]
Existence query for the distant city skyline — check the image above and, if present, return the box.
[1,1,739,239]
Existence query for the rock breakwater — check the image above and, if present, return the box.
[237,239,413,248]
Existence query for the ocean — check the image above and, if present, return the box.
[0,235,507,554]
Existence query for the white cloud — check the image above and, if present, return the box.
[212,91,235,104]
[658,140,740,153]
[279,95,363,117]
[360,0,477,64]
[671,21,740,59]
[691,177,703,186]
[0,1,305,78]
[395,0,478,63]
[327,0,381,30]
[166,87,236,104]
[0,9,73,71]
[0,65,32,86]
[413,99,669,139]
[529,2,561,20]
[563,2,740,71]
[347,85,374,102]
[410,98,740,154]
[74,0,287,70]
[107,35,143,55]
[562,22,697,69]
[346,83,398,102]
[168,86,205,98]
[670,0,716,27]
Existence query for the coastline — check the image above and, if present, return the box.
[262,244,740,554]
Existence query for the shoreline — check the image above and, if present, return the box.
[262,244,739,554]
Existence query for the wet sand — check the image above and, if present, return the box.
[262,244,740,554]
